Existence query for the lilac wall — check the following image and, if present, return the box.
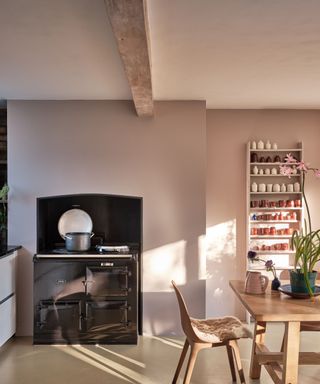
[206,109,320,319]
[8,100,206,336]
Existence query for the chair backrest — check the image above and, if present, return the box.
[171,280,201,342]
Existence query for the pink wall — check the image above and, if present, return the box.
[206,109,320,319]
[8,103,320,334]
[8,100,206,336]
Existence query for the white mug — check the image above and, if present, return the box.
[267,184,273,192]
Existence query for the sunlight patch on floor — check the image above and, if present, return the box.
[55,345,133,383]
[96,345,146,368]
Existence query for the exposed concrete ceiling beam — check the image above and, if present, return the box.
[105,0,154,117]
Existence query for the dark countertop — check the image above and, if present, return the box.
[0,245,21,259]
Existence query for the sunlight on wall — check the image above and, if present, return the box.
[206,220,236,268]
[143,240,186,292]
[198,234,207,280]
[205,219,239,317]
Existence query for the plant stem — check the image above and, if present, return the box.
[302,172,312,233]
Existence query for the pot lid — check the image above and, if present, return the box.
[58,208,93,239]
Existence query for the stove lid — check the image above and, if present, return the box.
[96,245,129,253]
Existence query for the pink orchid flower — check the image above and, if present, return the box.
[285,153,297,164]
[297,161,309,172]
[315,169,320,178]
[279,165,293,178]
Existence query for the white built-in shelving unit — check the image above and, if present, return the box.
[246,141,304,275]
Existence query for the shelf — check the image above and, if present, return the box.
[250,235,292,239]
[251,162,292,166]
[250,206,302,210]
[249,250,295,255]
[250,192,301,195]
[250,220,298,223]
[250,149,302,152]
[247,141,303,274]
[250,174,301,177]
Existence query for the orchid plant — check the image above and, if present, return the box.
[247,251,278,279]
[280,154,320,295]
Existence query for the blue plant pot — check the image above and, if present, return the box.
[271,277,281,291]
[290,270,317,294]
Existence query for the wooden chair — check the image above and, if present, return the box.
[171,281,251,384]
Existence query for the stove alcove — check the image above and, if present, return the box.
[33,193,142,345]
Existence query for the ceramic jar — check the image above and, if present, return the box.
[265,140,271,150]
[271,168,277,175]
[251,141,257,149]
[294,182,300,192]
[267,184,273,192]
[273,184,280,192]
[259,183,266,192]
[272,143,278,150]
[281,183,286,192]
[251,182,258,192]
[253,165,259,175]
[287,184,294,192]
[257,140,264,149]
[251,153,258,162]
[259,169,264,175]
[274,155,281,162]
[264,168,270,175]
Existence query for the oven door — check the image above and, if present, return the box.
[85,264,130,297]
[34,300,81,344]
[84,300,136,343]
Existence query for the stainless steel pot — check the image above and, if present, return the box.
[64,232,94,252]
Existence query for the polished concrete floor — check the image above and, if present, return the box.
[1,324,320,383]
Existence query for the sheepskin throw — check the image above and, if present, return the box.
[191,316,252,343]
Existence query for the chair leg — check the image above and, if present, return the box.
[280,334,285,352]
[226,344,237,382]
[183,342,202,384]
[172,339,189,384]
[229,339,246,384]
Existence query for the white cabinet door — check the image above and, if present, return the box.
[0,295,16,347]
[0,251,17,347]
[0,252,16,301]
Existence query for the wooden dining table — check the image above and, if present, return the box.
[229,280,320,384]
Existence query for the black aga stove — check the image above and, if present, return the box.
[33,194,142,345]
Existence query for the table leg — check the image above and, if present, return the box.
[250,321,266,379]
[282,321,300,384]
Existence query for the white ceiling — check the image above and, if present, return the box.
[1,0,320,108]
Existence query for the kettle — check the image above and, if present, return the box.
[245,271,269,294]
